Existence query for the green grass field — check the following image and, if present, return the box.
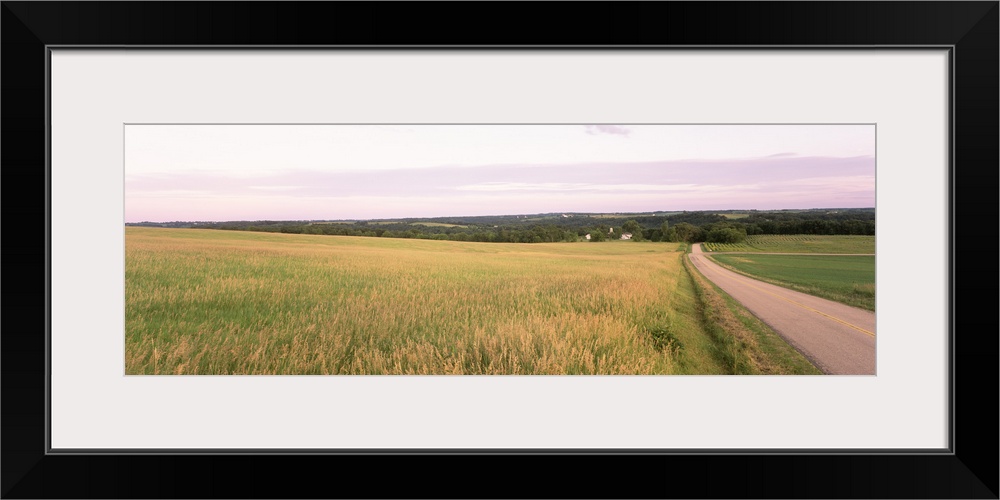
[125,227,816,375]
[702,234,874,254]
[707,254,875,311]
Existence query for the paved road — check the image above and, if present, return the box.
[704,252,875,256]
[688,243,876,375]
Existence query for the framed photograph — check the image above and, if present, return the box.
[3,2,996,498]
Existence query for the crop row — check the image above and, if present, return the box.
[703,235,875,254]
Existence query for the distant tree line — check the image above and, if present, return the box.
[130,208,874,245]
[188,221,582,243]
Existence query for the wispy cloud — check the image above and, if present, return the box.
[247,185,305,191]
[126,155,874,221]
[777,175,874,189]
[139,189,215,198]
[584,124,631,137]
[455,182,740,193]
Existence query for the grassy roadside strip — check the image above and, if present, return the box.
[682,251,822,375]
[703,255,875,312]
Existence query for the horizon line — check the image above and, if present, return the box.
[125,207,876,224]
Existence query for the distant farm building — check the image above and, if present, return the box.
[621,233,633,240]
[584,234,591,240]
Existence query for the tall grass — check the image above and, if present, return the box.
[127,228,725,374]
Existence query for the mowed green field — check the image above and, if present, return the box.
[708,254,875,311]
[128,228,751,375]
[702,235,874,254]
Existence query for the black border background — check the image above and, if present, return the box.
[2,2,997,498]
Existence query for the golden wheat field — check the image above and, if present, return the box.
[125,227,814,375]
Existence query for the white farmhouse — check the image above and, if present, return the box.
[621,233,633,240]
[584,234,591,240]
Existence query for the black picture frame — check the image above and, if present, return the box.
[3,2,996,498]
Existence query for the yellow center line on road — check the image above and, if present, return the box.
[690,254,876,338]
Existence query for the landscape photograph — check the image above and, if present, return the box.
[125,124,876,375]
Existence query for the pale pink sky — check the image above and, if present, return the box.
[125,124,875,222]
